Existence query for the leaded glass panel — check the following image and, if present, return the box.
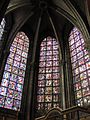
[69,27,90,106]
[36,36,61,114]
[0,32,29,111]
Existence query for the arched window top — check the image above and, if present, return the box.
[0,18,6,40]
[15,32,29,42]
[0,31,29,111]
[69,27,90,106]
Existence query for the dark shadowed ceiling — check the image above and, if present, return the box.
[5,0,87,40]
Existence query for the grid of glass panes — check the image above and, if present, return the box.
[0,18,5,40]
[69,27,90,106]
[37,36,61,112]
[0,32,29,111]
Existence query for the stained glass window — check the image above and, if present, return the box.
[0,18,5,40]
[69,27,90,106]
[36,36,61,114]
[0,32,29,111]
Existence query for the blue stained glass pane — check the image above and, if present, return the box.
[16,84,23,92]
[53,55,59,60]
[10,74,17,82]
[1,79,8,87]
[14,54,21,61]
[9,81,16,90]
[53,50,58,55]
[14,91,22,100]
[53,45,59,50]
[13,100,21,111]
[7,58,13,65]
[21,57,27,64]
[20,63,26,70]
[18,69,25,77]
[17,76,24,84]
[13,60,20,67]
[46,56,52,61]
[10,46,17,53]
[46,61,52,67]
[7,89,14,98]
[5,98,13,109]
[16,49,22,55]
[46,51,52,55]
[9,52,14,59]
[38,88,44,94]
[22,51,27,58]
[0,87,7,96]
[3,71,10,79]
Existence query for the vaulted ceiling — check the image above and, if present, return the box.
[5,0,88,41]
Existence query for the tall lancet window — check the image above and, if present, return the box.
[0,18,5,40]
[37,36,61,114]
[0,32,29,111]
[69,27,90,106]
